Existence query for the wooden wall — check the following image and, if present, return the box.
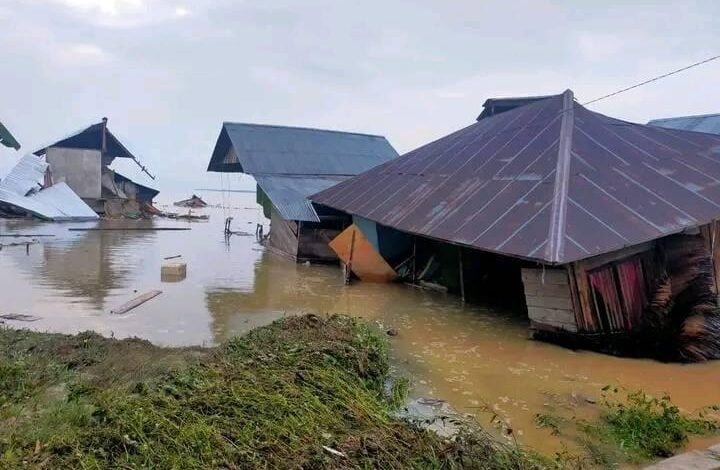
[266,208,299,261]
[521,268,578,332]
[297,223,342,263]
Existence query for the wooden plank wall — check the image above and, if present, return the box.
[521,268,578,332]
[266,209,299,261]
[700,222,720,298]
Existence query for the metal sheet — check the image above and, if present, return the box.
[648,114,720,136]
[312,90,720,265]
[254,174,347,222]
[0,154,47,196]
[0,154,97,220]
[207,123,398,175]
[0,121,20,150]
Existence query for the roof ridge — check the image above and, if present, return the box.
[546,89,575,263]
[222,122,387,139]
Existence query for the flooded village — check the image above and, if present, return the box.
[2,2,720,469]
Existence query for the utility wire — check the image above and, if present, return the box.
[582,54,720,106]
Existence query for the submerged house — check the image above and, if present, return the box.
[207,123,398,262]
[33,118,158,215]
[312,90,720,361]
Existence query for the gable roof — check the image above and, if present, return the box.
[206,122,399,222]
[206,122,398,175]
[33,121,136,160]
[648,113,720,136]
[312,90,720,265]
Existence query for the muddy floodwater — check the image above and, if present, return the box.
[2,191,719,457]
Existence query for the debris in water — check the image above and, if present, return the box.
[174,195,207,208]
[69,227,191,231]
[161,262,187,282]
[0,313,41,322]
[387,328,399,337]
[110,290,162,315]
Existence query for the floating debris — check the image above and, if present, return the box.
[110,290,162,315]
[174,195,207,208]
[0,313,41,322]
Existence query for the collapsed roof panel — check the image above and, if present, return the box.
[0,154,98,221]
[312,90,720,265]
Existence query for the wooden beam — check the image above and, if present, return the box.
[110,290,162,315]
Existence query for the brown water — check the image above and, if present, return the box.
[1,191,719,458]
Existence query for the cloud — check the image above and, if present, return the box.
[52,0,193,27]
[55,43,112,65]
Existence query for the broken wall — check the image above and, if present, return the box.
[46,147,102,199]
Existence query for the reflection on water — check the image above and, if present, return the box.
[1,191,719,457]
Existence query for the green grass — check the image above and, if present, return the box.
[0,315,554,469]
[584,390,719,464]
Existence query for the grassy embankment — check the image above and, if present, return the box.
[1,314,718,469]
[1,314,553,469]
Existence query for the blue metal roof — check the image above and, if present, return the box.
[648,114,720,135]
[207,122,398,175]
[207,122,399,221]
[254,174,348,222]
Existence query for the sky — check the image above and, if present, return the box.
[1,0,719,193]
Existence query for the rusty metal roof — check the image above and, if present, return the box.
[312,90,720,265]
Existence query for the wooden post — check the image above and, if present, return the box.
[411,237,417,283]
[458,246,465,302]
[345,229,356,285]
[101,117,108,154]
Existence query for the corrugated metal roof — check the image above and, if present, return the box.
[0,121,20,150]
[206,122,399,221]
[254,174,347,222]
[0,154,97,220]
[33,121,137,160]
[477,95,553,121]
[0,154,47,196]
[648,114,720,135]
[312,90,720,265]
[207,122,398,175]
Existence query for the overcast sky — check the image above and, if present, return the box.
[1,0,719,194]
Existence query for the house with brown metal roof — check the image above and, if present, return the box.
[312,90,720,361]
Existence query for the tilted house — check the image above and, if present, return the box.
[207,123,399,262]
[312,90,720,361]
[33,118,158,215]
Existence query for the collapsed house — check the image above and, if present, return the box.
[207,123,398,262]
[0,154,98,220]
[312,90,720,361]
[174,194,208,208]
[32,118,159,216]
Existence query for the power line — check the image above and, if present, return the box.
[582,54,720,106]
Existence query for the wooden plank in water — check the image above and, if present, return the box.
[110,290,162,315]
[69,228,190,231]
